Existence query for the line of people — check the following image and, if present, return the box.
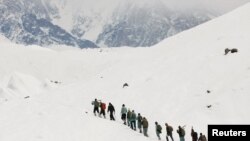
[91,99,207,141]
[92,98,115,120]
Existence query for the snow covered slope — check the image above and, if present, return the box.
[0,3,250,141]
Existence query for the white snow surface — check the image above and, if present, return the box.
[0,3,250,141]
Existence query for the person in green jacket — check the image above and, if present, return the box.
[127,109,132,127]
[130,110,137,130]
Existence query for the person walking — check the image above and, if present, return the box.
[127,109,132,127]
[191,127,198,141]
[92,98,100,116]
[130,110,137,130]
[155,122,162,140]
[137,113,143,133]
[120,104,127,125]
[142,117,149,137]
[107,103,115,120]
[99,101,106,118]
[177,126,185,141]
[165,123,174,141]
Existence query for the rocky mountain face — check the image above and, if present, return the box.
[0,0,98,48]
[0,0,215,48]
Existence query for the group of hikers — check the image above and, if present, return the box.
[91,99,207,141]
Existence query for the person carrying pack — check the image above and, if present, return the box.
[142,117,149,137]
[99,101,106,118]
[165,123,174,141]
[177,126,185,141]
[191,127,198,141]
[127,109,132,127]
[107,102,115,120]
[137,113,143,133]
[130,110,137,130]
[155,122,162,140]
[92,98,100,116]
[120,104,127,125]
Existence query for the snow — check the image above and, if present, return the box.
[0,3,250,141]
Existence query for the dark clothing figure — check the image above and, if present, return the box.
[99,102,106,118]
[107,103,115,120]
[130,110,137,130]
[137,113,143,133]
[198,133,207,141]
[92,99,99,116]
[127,110,132,127]
[191,128,198,141]
[177,126,185,141]
[123,83,129,88]
[224,48,231,55]
[142,117,149,137]
[231,48,238,53]
[165,123,174,141]
[155,122,162,140]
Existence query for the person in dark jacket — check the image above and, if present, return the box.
[137,113,143,133]
[92,98,99,116]
[107,103,115,120]
[127,109,132,127]
[142,117,149,137]
[198,133,207,141]
[155,122,162,140]
[191,127,198,141]
[165,123,174,141]
[177,126,185,141]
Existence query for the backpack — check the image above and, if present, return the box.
[157,125,162,133]
[168,126,173,132]
[181,128,185,136]
[101,103,106,110]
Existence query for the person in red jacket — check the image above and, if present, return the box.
[99,101,106,118]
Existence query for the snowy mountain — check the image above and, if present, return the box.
[0,0,215,48]
[52,0,214,47]
[0,2,250,141]
[0,0,98,48]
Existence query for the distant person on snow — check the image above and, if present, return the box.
[107,102,115,120]
[99,101,106,118]
[177,126,185,141]
[120,104,127,125]
[155,122,162,140]
[142,117,149,137]
[191,127,198,141]
[137,113,143,133]
[198,133,207,141]
[92,98,100,116]
[130,110,137,130]
[165,123,174,141]
[127,109,132,127]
